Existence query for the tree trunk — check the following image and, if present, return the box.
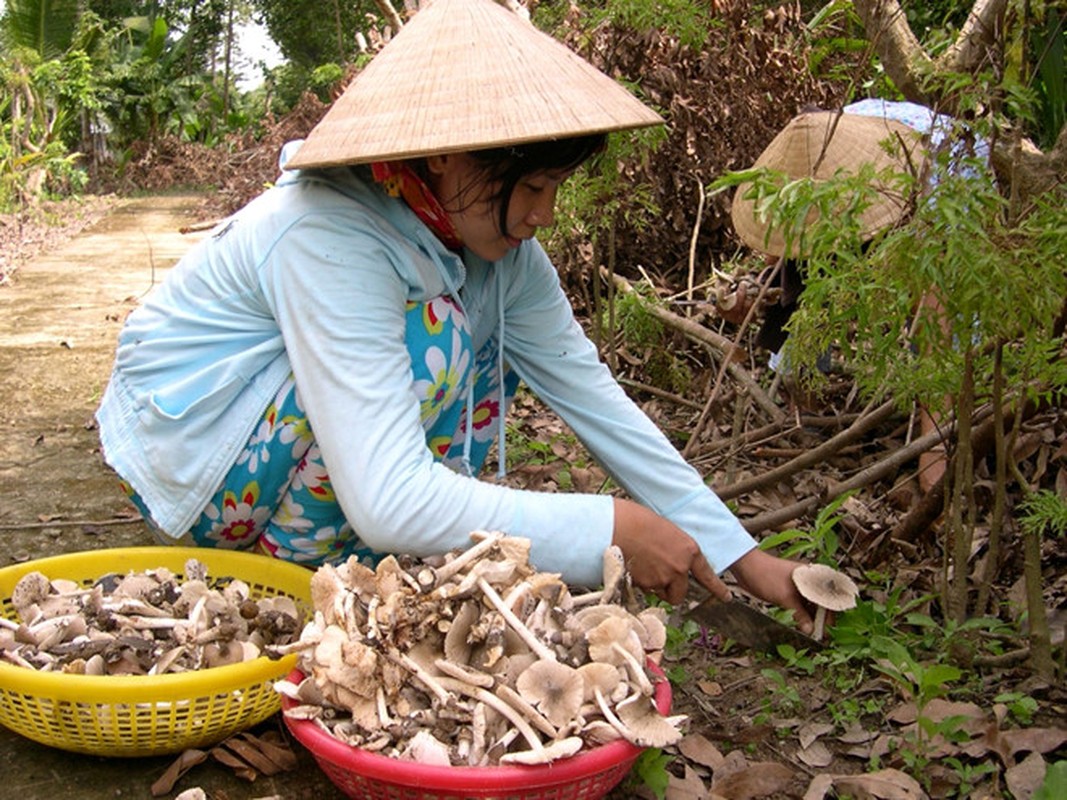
[222,0,235,119]
[852,0,1065,206]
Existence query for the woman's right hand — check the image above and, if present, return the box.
[611,498,731,605]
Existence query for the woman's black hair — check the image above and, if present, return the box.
[416,133,607,236]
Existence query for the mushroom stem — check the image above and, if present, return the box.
[593,685,637,742]
[114,615,186,630]
[569,590,605,607]
[385,649,452,705]
[436,676,544,751]
[811,606,827,642]
[495,683,559,739]
[364,596,381,644]
[430,532,503,589]
[469,703,487,765]
[433,658,495,690]
[2,649,41,670]
[611,642,654,696]
[376,686,394,728]
[476,577,556,662]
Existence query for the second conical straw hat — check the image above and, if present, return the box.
[730,111,927,258]
[286,0,664,170]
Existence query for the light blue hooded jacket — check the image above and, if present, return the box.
[96,143,755,587]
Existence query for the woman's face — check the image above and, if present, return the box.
[427,152,571,261]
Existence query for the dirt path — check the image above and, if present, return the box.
[0,195,341,799]
[0,195,204,559]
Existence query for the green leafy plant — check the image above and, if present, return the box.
[1018,489,1067,538]
[827,695,886,728]
[759,490,854,565]
[827,580,935,657]
[759,667,804,716]
[942,756,998,797]
[869,635,964,784]
[1035,761,1067,800]
[903,612,1014,662]
[775,643,817,675]
[628,747,673,799]
[712,108,1067,647]
[664,616,701,660]
[994,691,1039,726]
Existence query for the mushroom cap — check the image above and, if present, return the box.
[401,729,453,766]
[615,693,685,748]
[585,616,643,664]
[443,599,480,666]
[577,661,622,703]
[516,660,584,729]
[499,735,584,765]
[310,565,349,622]
[183,558,209,583]
[634,608,668,653]
[11,571,52,614]
[791,564,859,611]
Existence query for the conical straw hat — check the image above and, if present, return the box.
[286,0,663,170]
[730,111,927,258]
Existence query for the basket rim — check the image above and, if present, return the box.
[0,547,312,700]
[282,665,671,791]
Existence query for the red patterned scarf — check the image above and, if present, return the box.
[371,161,463,251]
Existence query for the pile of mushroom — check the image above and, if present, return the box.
[275,531,686,766]
[0,558,303,675]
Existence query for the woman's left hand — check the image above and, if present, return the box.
[727,548,815,635]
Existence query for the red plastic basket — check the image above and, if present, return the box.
[282,666,672,800]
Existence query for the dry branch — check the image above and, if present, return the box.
[734,415,957,535]
[601,268,783,423]
[715,399,900,502]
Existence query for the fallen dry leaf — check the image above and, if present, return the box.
[803,774,835,800]
[961,723,1067,766]
[698,679,724,696]
[832,768,927,800]
[838,721,878,744]
[797,740,834,768]
[712,761,794,799]
[678,732,726,770]
[1005,751,1048,800]
[886,698,986,729]
[665,764,711,799]
[150,748,209,797]
[210,744,258,782]
[238,731,299,771]
[729,724,774,745]
[218,733,291,776]
[798,720,835,749]
[716,749,750,777]
[998,727,1067,760]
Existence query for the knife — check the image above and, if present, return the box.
[682,592,823,653]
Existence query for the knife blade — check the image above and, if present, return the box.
[683,593,823,653]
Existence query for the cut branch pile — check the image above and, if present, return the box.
[276,530,685,766]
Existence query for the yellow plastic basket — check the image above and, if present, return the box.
[0,547,313,757]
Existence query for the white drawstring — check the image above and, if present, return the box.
[460,381,475,477]
[496,274,508,479]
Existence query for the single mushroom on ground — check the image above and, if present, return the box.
[791,564,859,641]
